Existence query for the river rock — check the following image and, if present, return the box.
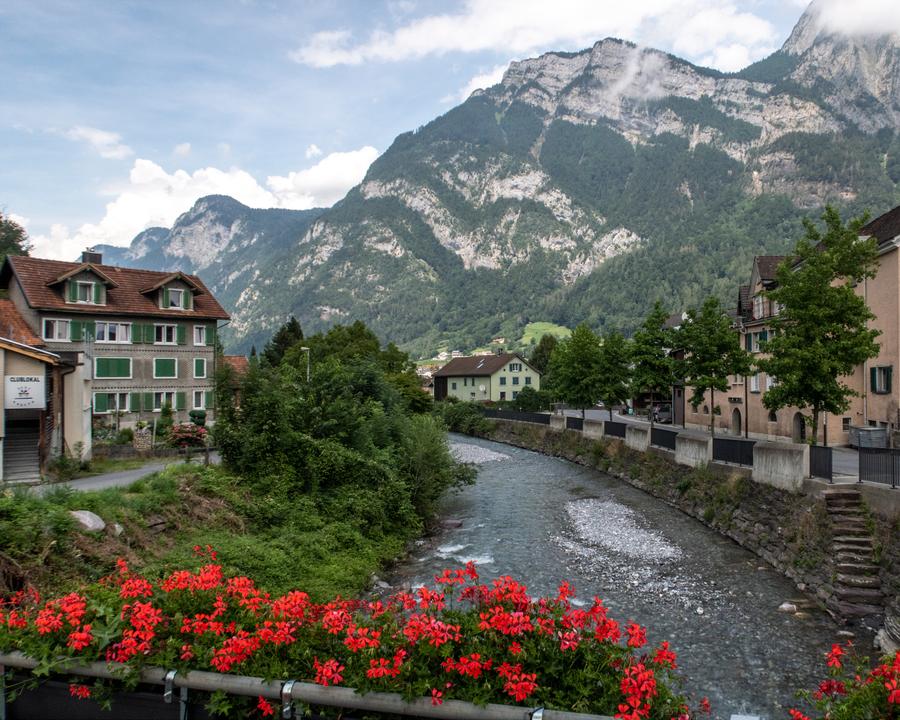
[69,510,106,533]
[778,602,798,614]
[441,519,463,529]
[111,522,124,537]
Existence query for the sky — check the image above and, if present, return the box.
[0,0,882,260]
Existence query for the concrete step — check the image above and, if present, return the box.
[824,489,863,500]
[836,562,879,575]
[828,506,864,515]
[836,551,876,565]
[836,573,881,588]
[831,600,885,618]
[832,524,871,537]
[834,586,884,603]
[833,535,874,547]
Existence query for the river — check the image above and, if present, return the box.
[381,434,870,720]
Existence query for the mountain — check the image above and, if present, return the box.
[95,196,325,344]
[120,3,900,356]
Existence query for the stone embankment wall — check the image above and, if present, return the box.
[474,420,895,622]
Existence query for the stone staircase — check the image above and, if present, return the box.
[825,488,884,620]
[2,425,41,483]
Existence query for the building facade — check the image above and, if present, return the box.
[433,353,540,402]
[1,252,229,444]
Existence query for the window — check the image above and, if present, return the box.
[95,322,131,343]
[525,376,532,385]
[154,391,176,411]
[842,417,851,432]
[76,281,94,303]
[451,382,457,390]
[766,374,776,391]
[168,288,184,308]
[509,362,522,372]
[193,390,205,410]
[154,358,178,379]
[194,358,207,379]
[872,366,893,394]
[512,376,519,385]
[772,301,782,316]
[94,357,131,379]
[703,405,709,414]
[43,319,70,341]
[500,391,506,401]
[93,392,129,414]
[768,410,778,423]
[499,376,507,385]
[193,325,207,346]
[750,373,760,393]
[512,391,518,400]
[155,324,177,344]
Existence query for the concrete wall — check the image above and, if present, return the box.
[583,418,604,439]
[625,424,650,452]
[549,414,566,431]
[752,441,809,492]
[675,433,711,468]
[63,357,92,460]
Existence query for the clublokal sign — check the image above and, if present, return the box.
[4,375,46,410]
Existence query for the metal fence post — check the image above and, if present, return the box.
[1,663,6,720]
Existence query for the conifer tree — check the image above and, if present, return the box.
[262,316,303,367]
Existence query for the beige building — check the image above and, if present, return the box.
[433,353,540,402]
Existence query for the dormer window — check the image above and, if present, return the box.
[168,288,184,308]
[159,286,193,310]
[76,282,93,303]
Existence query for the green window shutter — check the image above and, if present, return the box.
[143,392,154,411]
[71,320,83,342]
[176,324,186,345]
[144,324,155,344]
[887,367,893,394]
[744,334,751,351]
[760,330,768,343]
[93,393,108,413]
[67,280,77,302]
[154,358,176,378]
[118,358,131,377]
[208,324,217,347]
[162,288,170,308]
[84,321,95,341]
[93,283,102,304]
[175,391,186,411]
[871,367,878,392]
[129,392,141,412]
[95,358,109,377]
[194,358,205,378]
[205,390,213,409]
[183,291,192,309]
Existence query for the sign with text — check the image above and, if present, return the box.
[4,376,46,410]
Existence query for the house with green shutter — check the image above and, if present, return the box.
[1,251,229,452]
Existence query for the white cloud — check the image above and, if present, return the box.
[30,148,380,260]
[267,146,379,208]
[814,0,900,36]
[291,0,778,72]
[173,142,192,157]
[305,143,323,159]
[446,63,510,103]
[7,213,30,228]
[65,126,133,160]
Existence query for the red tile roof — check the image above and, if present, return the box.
[223,355,250,374]
[434,353,535,377]
[0,298,44,346]
[2,256,229,320]
[860,204,900,245]
[755,256,787,281]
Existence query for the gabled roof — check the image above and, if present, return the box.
[223,355,249,374]
[139,271,205,295]
[433,352,537,377]
[859,204,900,245]
[755,256,787,282]
[2,256,229,320]
[47,262,119,288]
[0,336,60,364]
[0,299,44,346]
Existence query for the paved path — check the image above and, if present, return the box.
[34,452,221,495]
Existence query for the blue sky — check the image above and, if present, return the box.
[0,0,818,259]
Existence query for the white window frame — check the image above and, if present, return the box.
[753,295,764,319]
[193,325,207,346]
[43,318,70,342]
[94,357,132,380]
[766,374,776,391]
[193,357,207,379]
[155,324,177,345]
[92,392,130,414]
[525,376,532,385]
[153,391,176,412]
[874,366,891,394]
[193,390,205,410]
[168,288,184,309]
[153,357,178,379]
[750,373,761,393]
[75,281,95,304]
[95,321,132,344]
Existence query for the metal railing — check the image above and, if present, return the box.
[712,437,755,466]
[604,421,627,438]
[858,447,900,488]
[650,427,677,451]
[809,445,833,482]
[480,408,550,425]
[566,416,584,431]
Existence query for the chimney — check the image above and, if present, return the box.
[82,248,102,264]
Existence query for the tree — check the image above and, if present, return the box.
[548,324,603,418]
[679,297,751,435]
[529,334,558,375]
[262,316,303,367]
[596,330,632,421]
[759,207,880,445]
[630,302,677,427]
[0,211,30,263]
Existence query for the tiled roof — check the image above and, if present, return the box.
[434,353,532,377]
[0,299,44,346]
[223,355,250,374]
[738,284,751,320]
[2,256,229,320]
[860,204,900,244]
[755,256,787,281]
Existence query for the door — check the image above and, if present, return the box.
[792,412,806,443]
[731,408,742,435]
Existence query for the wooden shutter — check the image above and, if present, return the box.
[162,288,170,308]
[118,358,131,377]
[205,390,213,410]
[67,280,77,302]
[95,358,109,377]
[744,334,751,351]
[145,324,156,344]
[143,392,154,411]
[71,320,83,341]
[129,392,141,412]
[93,283,102,304]
[175,391,186,411]
[93,393,108,413]
[84,321,95,341]
[871,367,878,392]
[183,291,192,310]
[194,358,205,378]
[888,367,893,395]
[176,324,186,345]
[208,324,217,347]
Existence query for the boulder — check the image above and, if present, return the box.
[778,602,798,614]
[69,510,106,533]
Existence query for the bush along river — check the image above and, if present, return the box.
[379,435,871,720]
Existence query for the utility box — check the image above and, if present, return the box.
[849,425,889,448]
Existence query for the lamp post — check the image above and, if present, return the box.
[300,346,310,383]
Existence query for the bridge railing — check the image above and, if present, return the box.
[480,408,550,425]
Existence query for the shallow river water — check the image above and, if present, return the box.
[383,435,872,720]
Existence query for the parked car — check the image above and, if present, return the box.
[653,405,673,424]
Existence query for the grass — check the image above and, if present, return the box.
[70,454,172,478]
[519,321,572,346]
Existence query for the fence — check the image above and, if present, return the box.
[712,437,756,466]
[566,416,584,431]
[809,445,833,482]
[650,427,677,451]
[858,447,900,488]
[480,408,550,425]
[604,421,627,438]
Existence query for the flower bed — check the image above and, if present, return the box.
[0,548,706,719]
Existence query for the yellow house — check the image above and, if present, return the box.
[433,353,540,403]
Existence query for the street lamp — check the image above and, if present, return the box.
[300,346,310,383]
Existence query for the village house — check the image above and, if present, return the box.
[1,251,230,462]
[433,352,540,402]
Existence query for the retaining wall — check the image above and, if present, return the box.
[753,442,809,493]
[583,419,605,439]
[675,434,711,468]
[625,425,650,452]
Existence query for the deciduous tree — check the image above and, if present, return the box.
[630,302,677,426]
[548,324,602,419]
[596,330,631,421]
[0,211,30,263]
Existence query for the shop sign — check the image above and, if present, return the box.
[4,375,46,410]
